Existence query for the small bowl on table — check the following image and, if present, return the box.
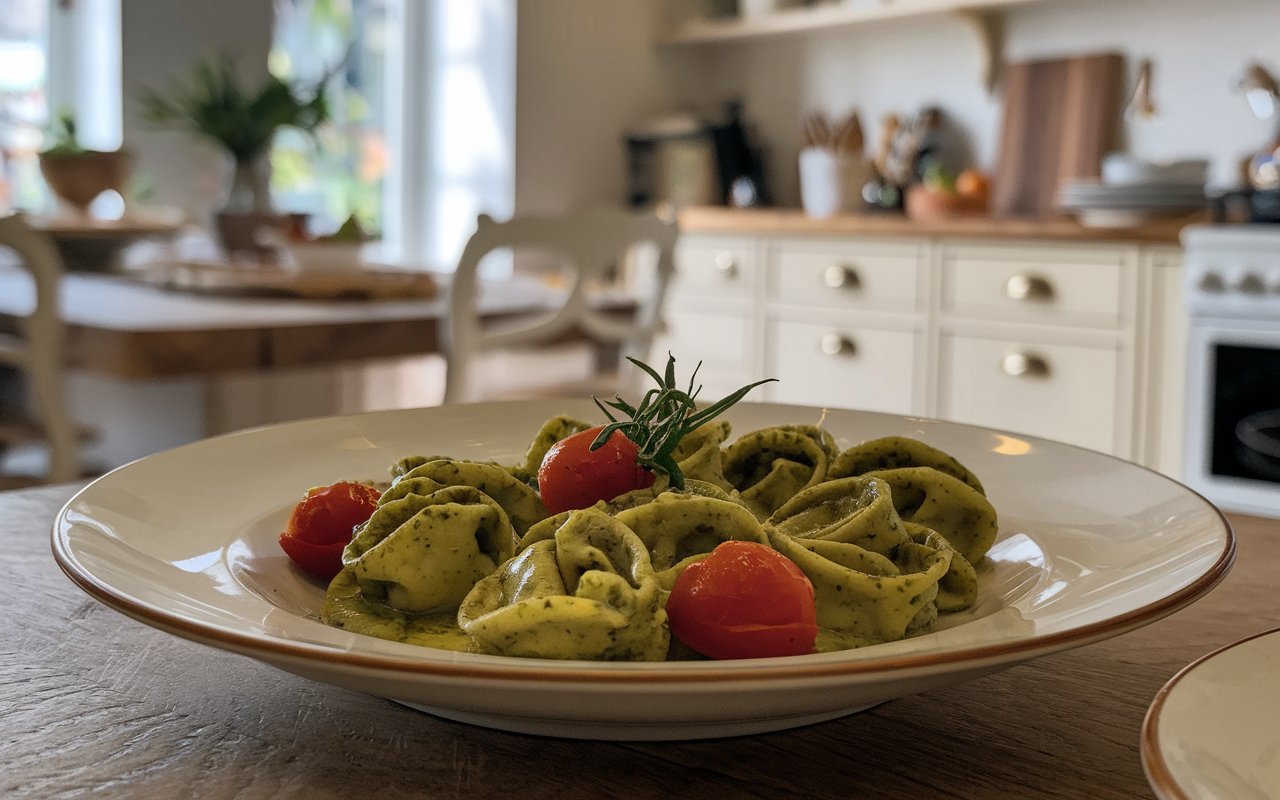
[276,239,369,272]
[256,224,374,273]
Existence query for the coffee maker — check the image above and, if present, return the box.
[625,102,769,209]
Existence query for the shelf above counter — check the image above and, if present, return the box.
[654,0,1042,47]
[676,205,1198,245]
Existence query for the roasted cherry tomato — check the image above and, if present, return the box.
[537,425,656,515]
[665,540,818,660]
[278,481,381,581]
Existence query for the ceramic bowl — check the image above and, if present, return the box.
[277,239,369,273]
[1101,154,1209,187]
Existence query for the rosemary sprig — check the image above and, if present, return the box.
[590,354,776,489]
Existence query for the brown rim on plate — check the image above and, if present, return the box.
[1140,624,1280,800]
[50,485,1237,685]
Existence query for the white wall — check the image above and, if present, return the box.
[516,0,1280,210]
[514,0,700,212]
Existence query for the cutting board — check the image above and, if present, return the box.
[993,52,1125,218]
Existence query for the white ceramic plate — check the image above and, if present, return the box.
[52,401,1235,741]
[1142,627,1280,799]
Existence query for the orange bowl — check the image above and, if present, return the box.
[905,186,988,220]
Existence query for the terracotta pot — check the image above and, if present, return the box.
[38,149,133,211]
[904,185,988,221]
[215,210,309,261]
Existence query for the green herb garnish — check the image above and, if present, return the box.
[591,354,775,489]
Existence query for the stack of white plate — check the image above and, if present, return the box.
[1058,155,1209,228]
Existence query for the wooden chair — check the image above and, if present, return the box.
[0,214,81,484]
[443,208,678,405]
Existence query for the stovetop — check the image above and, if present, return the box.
[1181,224,1280,319]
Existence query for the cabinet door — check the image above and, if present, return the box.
[939,333,1122,454]
[673,236,756,300]
[655,307,754,398]
[766,319,916,414]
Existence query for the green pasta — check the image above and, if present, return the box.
[457,508,669,660]
[317,415,1000,661]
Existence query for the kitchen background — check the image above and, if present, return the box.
[66,0,1279,222]
[530,0,1278,211]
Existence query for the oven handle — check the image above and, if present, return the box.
[1236,409,1280,460]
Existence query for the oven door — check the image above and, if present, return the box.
[1185,318,1280,516]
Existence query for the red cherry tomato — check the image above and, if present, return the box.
[278,481,381,581]
[537,425,656,515]
[666,540,818,660]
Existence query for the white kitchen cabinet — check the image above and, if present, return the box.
[763,237,927,412]
[934,241,1140,456]
[654,235,763,399]
[766,316,920,413]
[663,226,1183,473]
[937,333,1124,454]
[769,239,924,313]
[939,245,1129,329]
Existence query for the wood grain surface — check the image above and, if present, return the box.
[4,484,1276,800]
[0,269,635,381]
[677,205,1198,244]
[993,53,1126,218]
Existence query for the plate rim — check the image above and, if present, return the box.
[1140,625,1280,800]
[51,402,1238,686]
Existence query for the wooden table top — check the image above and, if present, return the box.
[0,268,627,380]
[5,482,1277,799]
[677,205,1200,245]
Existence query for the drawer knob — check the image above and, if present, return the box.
[1236,272,1267,295]
[820,333,857,356]
[714,251,738,279]
[823,264,861,290]
[1005,274,1054,302]
[1001,351,1050,378]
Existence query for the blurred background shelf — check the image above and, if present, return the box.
[655,0,1044,47]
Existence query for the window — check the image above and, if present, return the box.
[0,0,48,210]
[0,0,120,213]
[270,0,514,271]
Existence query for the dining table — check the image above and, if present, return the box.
[0,264,633,470]
[3,479,1276,799]
[0,264,625,381]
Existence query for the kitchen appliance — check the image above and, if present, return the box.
[1182,224,1280,517]
[624,113,718,209]
[625,104,769,210]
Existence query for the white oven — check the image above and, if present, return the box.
[1182,225,1280,517]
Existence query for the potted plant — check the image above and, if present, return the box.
[138,54,330,255]
[37,110,133,213]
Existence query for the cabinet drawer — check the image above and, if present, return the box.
[766,320,916,415]
[674,236,755,300]
[938,334,1121,454]
[771,240,922,313]
[941,248,1127,328]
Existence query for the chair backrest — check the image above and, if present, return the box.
[443,208,678,404]
[0,213,79,483]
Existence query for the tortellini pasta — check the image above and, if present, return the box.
[723,425,839,519]
[457,509,668,660]
[319,415,999,662]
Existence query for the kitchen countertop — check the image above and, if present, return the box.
[678,205,1201,244]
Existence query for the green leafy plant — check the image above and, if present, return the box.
[593,355,776,488]
[138,53,330,165]
[40,110,86,156]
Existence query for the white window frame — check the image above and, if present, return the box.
[45,0,121,151]
[383,0,515,273]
